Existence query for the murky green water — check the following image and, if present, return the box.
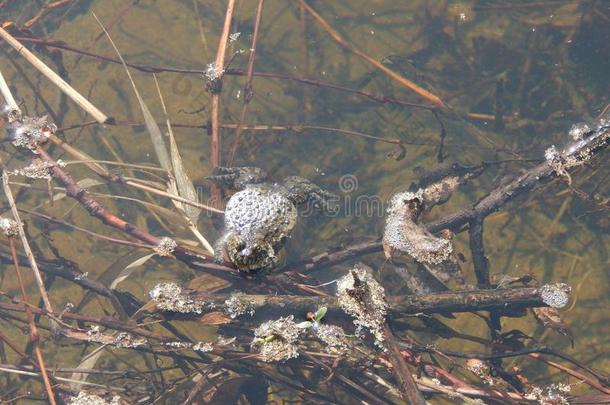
[0,0,608,403]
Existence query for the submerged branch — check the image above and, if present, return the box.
[296,110,610,272]
[155,284,567,319]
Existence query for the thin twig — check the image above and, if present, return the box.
[227,0,265,165]
[1,170,54,312]
[10,35,436,110]
[382,323,426,405]
[8,239,57,405]
[209,0,236,206]
[300,0,447,108]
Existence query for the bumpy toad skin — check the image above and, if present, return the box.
[210,167,335,271]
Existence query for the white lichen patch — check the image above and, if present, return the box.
[252,315,301,362]
[383,191,453,264]
[193,341,214,353]
[0,217,20,237]
[68,392,121,405]
[314,324,349,354]
[540,283,571,309]
[337,266,388,347]
[224,292,255,319]
[149,282,205,314]
[153,237,177,256]
[9,115,56,151]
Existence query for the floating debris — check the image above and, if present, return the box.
[86,325,101,339]
[421,175,462,207]
[13,158,63,180]
[383,190,453,264]
[205,62,224,82]
[193,341,214,353]
[229,32,241,42]
[524,382,571,405]
[84,326,147,348]
[568,122,591,141]
[163,341,192,349]
[8,114,56,151]
[314,324,349,354]
[544,116,610,183]
[68,392,121,405]
[224,292,255,319]
[204,62,224,93]
[153,237,177,256]
[0,217,20,237]
[466,359,494,386]
[337,265,388,347]
[112,332,147,349]
[252,315,302,362]
[544,145,574,180]
[149,282,205,314]
[539,283,571,309]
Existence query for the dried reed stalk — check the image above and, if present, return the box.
[0,26,111,124]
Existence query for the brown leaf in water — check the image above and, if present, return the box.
[532,307,573,346]
[200,311,231,325]
[187,273,231,293]
[386,143,406,161]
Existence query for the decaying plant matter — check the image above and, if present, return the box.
[0,1,609,404]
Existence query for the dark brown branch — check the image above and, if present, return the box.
[168,285,564,319]
[295,112,610,272]
[468,216,490,288]
[382,323,426,405]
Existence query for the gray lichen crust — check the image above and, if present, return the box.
[337,265,388,347]
[210,166,335,271]
[383,190,453,264]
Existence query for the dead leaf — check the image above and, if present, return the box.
[533,307,573,346]
[200,311,231,325]
[187,274,231,293]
